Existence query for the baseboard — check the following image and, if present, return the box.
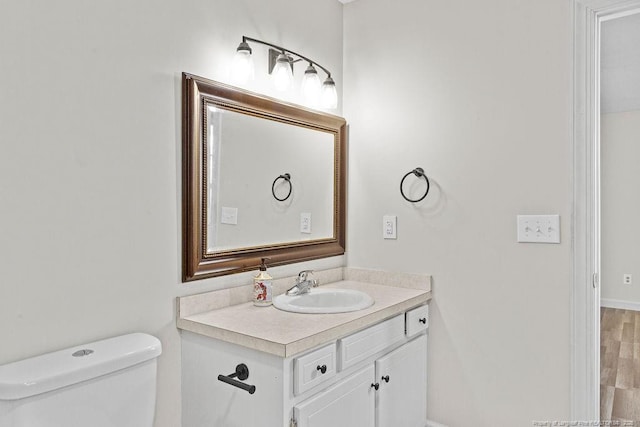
[426,420,448,427]
[601,298,640,311]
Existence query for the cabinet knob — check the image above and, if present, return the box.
[371,382,380,390]
[381,375,390,383]
[316,364,327,374]
[419,318,427,324]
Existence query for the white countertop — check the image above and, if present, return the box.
[177,280,431,358]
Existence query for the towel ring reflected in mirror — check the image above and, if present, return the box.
[272,173,292,201]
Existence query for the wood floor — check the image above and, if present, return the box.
[601,307,640,425]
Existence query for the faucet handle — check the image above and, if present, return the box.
[297,270,314,282]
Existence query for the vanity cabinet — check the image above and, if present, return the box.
[375,334,428,426]
[181,304,429,427]
[294,334,427,427]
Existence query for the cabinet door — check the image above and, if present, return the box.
[375,334,427,427]
[294,365,375,427]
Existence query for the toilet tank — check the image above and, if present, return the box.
[0,333,162,427]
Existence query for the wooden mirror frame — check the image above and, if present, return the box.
[182,73,347,281]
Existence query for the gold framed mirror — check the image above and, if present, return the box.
[182,73,346,281]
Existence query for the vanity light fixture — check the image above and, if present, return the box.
[271,52,294,91]
[301,64,322,106]
[232,36,338,109]
[232,41,254,83]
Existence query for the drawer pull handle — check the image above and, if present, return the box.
[316,364,327,374]
[419,318,427,324]
[371,382,380,390]
[381,375,390,383]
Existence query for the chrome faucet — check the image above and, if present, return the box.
[285,270,319,296]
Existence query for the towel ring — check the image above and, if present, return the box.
[272,173,292,201]
[400,167,430,203]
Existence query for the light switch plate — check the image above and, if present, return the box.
[517,215,560,243]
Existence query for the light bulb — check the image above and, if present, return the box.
[272,53,293,91]
[301,64,322,107]
[321,77,338,109]
[231,42,254,84]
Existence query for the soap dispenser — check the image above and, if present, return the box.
[253,258,273,306]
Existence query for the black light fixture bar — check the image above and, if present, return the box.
[241,36,332,78]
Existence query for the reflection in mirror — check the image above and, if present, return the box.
[182,73,346,281]
[206,106,335,252]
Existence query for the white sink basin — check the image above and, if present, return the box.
[273,288,374,314]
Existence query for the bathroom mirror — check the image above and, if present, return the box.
[182,73,346,281]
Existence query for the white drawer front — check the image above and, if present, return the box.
[406,304,429,337]
[294,342,337,395]
[338,315,405,370]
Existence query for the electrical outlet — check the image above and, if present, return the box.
[383,215,397,239]
[624,274,632,285]
[300,213,311,234]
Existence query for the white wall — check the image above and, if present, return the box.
[343,0,572,425]
[601,13,640,114]
[0,1,343,426]
[601,110,640,306]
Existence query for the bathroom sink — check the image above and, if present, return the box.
[273,288,374,314]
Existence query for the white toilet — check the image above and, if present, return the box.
[0,333,162,427]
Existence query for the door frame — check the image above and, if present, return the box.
[572,0,640,420]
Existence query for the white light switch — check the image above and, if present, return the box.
[517,215,560,243]
[383,215,397,239]
[220,207,238,225]
[300,212,312,234]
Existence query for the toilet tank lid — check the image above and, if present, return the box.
[0,333,162,400]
